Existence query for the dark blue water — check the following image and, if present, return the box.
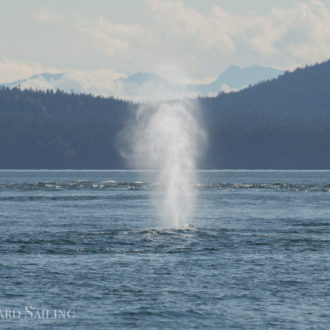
[0,170,329,329]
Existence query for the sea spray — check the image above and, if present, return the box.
[121,99,206,227]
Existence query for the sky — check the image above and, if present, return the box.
[1,0,330,84]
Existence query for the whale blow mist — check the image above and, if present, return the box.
[123,99,206,227]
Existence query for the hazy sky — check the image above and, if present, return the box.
[1,0,330,83]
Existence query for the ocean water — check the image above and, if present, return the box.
[0,170,329,329]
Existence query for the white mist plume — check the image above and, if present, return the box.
[121,99,206,227]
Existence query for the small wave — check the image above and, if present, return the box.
[0,194,147,202]
[0,180,153,191]
[0,180,330,192]
[0,227,201,255]
[2,226,328,256]
[198,182,330,192]
[102,180,117,184]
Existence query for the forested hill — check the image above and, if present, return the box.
[1,60,330,169]
[0,89,135,169]
[199,60,330,168]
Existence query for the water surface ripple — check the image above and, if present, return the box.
[0,170,329,329]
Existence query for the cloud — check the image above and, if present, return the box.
[0,57,123,97]
[67,14,144,56]
[0,58,59,83]
[29,0,330,79]
[144,0,330,74]
[34,7,143,56]
[271,0,330,64]
[33,7,60,22]
[145,0,235,55]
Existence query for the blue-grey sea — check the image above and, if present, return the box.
[0,170,329,329]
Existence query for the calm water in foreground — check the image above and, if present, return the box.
[0,170,329,329]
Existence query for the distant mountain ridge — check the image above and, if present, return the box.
[2,65,283,100]
[194,65,283,94]
[5,73,66,88]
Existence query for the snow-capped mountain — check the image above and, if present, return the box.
[2,65,283,100]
